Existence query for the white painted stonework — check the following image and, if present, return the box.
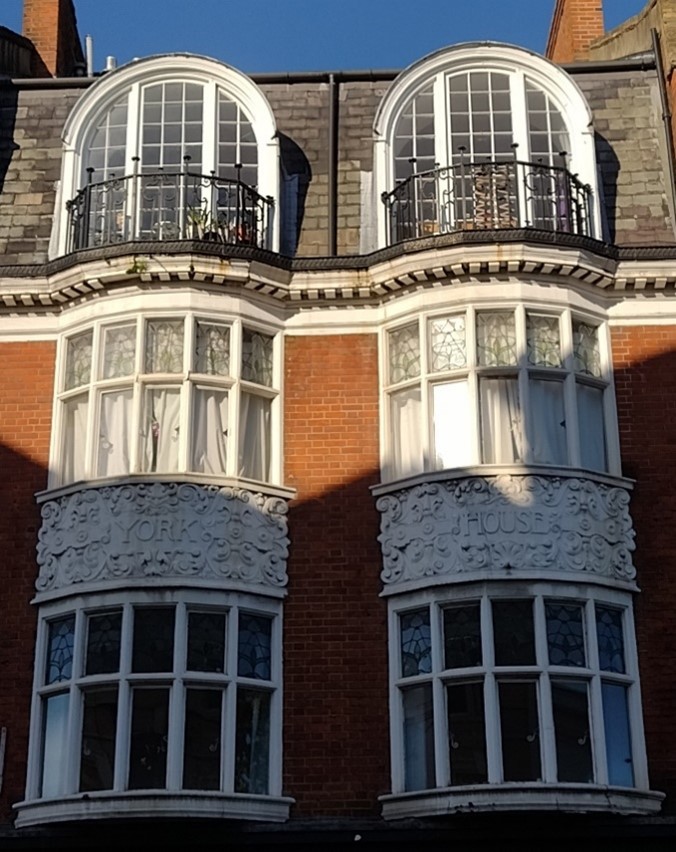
[36,481,289,596]
[376,474,636,590]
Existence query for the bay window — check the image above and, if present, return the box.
[56,314,279,486]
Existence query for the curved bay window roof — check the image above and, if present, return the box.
[374,43,600,246]
[56,55,280,256]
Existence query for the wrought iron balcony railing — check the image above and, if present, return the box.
[66,162,274,253]
[382,156,594,244]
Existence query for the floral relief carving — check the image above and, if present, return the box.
[36,482,289,593]
[376,475,636,587]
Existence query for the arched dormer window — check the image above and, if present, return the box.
[56,55,279,256]
[374,43,600,246]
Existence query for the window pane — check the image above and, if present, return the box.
[80,687,118,792]
[577,383,606,471]
[388,323,420,384]
[527,315,561,368]
[183,688,222,790]
[546,602,586,667]
[443,604,482,669]
[195,322,230,375]
[476,311,516,366]
[429,315,466,372]
[480,378,522,464]
[402,684,435,791]
[188,612,226,673]
[132,607,175,673]
[86,611,122,675]
[238,393,271,481]
[390,386,422,478]
[552,680,593,782]
[145,319,184,373]
[40,693,70,798]
[596,606,625,673]
[101,323,136,379]
[128,688,170,789]
[235,688,270,794]
[45,616,75,684]
[602,683,634,786]
[432,381,473,469]
[142,387,181,473]
[62,394,88,483]
[98,388,133,477]
[400,608,432,677]
[498,680,541,781]
[529,379,567,465]
[573,321,601,377]
[447,682,487,785]
[241,329,274,386]
[191,388,228,474]
[493,600,535,666]
[237,612,272,680]
[64,330,93,390]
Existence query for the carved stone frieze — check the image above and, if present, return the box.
[36,482,289,594]
[376,475,636,587]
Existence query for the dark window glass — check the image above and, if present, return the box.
[183,688,222,790]
[447,682,487,785]
[132,607,175,673]
[237,613,272,680]
[546,602,586,667]
[128,688,170,789]
[46,616,75,684]
[235,688,270,794]
[86,611,122,675]
[596,606,625,673]
[402,684,435,792]
[40,693,69,798]
[187,612,226,673]
[498,680,541,781]
[80,688,118,791]
[551,680,593,782]
[443,604,482,669]
[602,683,634,786]
[400,608,432,677]
[493,600,535,665]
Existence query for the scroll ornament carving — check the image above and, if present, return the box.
[36,482,289,593]
[376,475,636,586]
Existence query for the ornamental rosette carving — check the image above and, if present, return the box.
[36,482,289,593]
[376,475,636,586]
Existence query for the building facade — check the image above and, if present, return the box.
[0,0,675,846]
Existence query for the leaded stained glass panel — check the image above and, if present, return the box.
[527,314,562,367]
[546,602,585,667]
[443,604,482,669]
[46,616,75,684]
[65,331,93,391]
[400,608,432,677]
[241,329,273,387]
[389,323,420,384]
[573,321,601,377]
[476,311,517,366]
[237,613,272,680]
[188,612,226,673]
[429,315,467,372]
[196,322,230,376]
[145,319,184,373]
[86,611,122,675]
[101,323,136,379]
[596,606,625,673]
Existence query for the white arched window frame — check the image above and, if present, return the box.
[374,43,600,247]
[55,55,280,256]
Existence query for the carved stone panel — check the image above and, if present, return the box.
[376,475,636,588]
[36,482,289,595]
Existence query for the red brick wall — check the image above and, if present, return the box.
[22,0,83,77]
[612,325,676,807]
[0,341,54,821]
[546,0,605,63]
[283,333,389,815]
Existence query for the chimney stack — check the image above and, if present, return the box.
[22,0,85,77]
[546,0,605,63]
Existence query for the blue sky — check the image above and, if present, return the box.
[3,1,647,73]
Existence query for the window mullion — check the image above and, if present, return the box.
[114,603,134,791]
[466,308,480,464]
[534,596,556,782]
[482,596,502,783]
[515,306,530,464]
[222,606,239,793]
[623,604,650,789]
[203,80,218,190]
[166,603,187,790]
[389,606,406,794]
[65,609,86,795]
[430,604,448,788]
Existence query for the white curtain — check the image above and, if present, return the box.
[577,383,606,471]
[63,394,88,482]
[529,379,567,465]
[480,377,522,463]
[192,388,228,474]
[238,393,271,481]
[142,388,180,472]
[98,389,133,477]
[402,685,434,792]
[432,381,472,470]
[390,387,422,478]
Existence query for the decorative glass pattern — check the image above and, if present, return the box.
[596,606,625,673]
[132,607,175,673]
[443,604,482,669]
[45,616,75,684]
[492,599,535,665]
[188,612,226,673]
[527,314,562,367]
[237,613,272,680]
[241,329,273,387]
[65,331,93,390]
[145,319,184,373]
[429,315,467,372]
[389,323,421,384]
[196,322,230,376]
[476,311,517,366]
[102,324,136,379]
[86,611,122,675]
[546,602,585,667]
[573,320,601,377]
[400,608,432,677]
